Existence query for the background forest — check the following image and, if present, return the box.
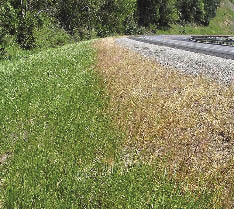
[0,0,222,55]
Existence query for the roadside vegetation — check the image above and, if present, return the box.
[0,41,216,208]
[0,37,233,209]
[95,38,233,208]
[0,0,233,208]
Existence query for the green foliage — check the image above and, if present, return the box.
[0,1,18,57]
[0,0,225,54]
[203,0,221,25]
[0,1,36,50]
[176,0,220,25]
[158,0,176,28]
[137,0,182,28]
[55,0,137,38]
[97,0,120,36]
[16,14,36,49]
[123,14,146,35]
[137,0,160,27]
[137,0,220,28]
[34,17,73,48]
[0,2,18,35]
[157,1,234,35]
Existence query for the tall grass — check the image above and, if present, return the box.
[0,41,213,208]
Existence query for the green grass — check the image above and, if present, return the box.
[157,0,234,35]
[0,41,214,208]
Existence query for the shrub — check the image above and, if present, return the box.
[34,20,73,49]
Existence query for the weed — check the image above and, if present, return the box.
[0,40,210,208]
[95,38,234,208]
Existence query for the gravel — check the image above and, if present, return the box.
[116,37,234,85]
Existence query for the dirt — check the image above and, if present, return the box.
[0,152,11,165]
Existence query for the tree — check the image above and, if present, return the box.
[203,0,220,25]
[97,0,119,36]
[0,1,18,35]
[176,0,220,25]
[158,0,175,28]
[0,1,18,55]
[137,0,175,28]
[0,0,57,50]
[137,0,161,27]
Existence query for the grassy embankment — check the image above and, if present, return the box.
[0,1,233,207]
[0,41,214,208]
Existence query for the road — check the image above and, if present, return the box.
[130,35,234,60]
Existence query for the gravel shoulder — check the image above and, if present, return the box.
[116,37,234,85]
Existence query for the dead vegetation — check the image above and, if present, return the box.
[94,38,234,208]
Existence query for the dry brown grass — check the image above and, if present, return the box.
[94,38,234,208]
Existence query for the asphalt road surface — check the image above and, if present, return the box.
[129,35,234,60]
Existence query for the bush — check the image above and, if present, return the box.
[34,17,73,49]
[16,16,35,50]
[124,14,148,35]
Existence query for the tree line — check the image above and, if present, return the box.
[0,0,220,52]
